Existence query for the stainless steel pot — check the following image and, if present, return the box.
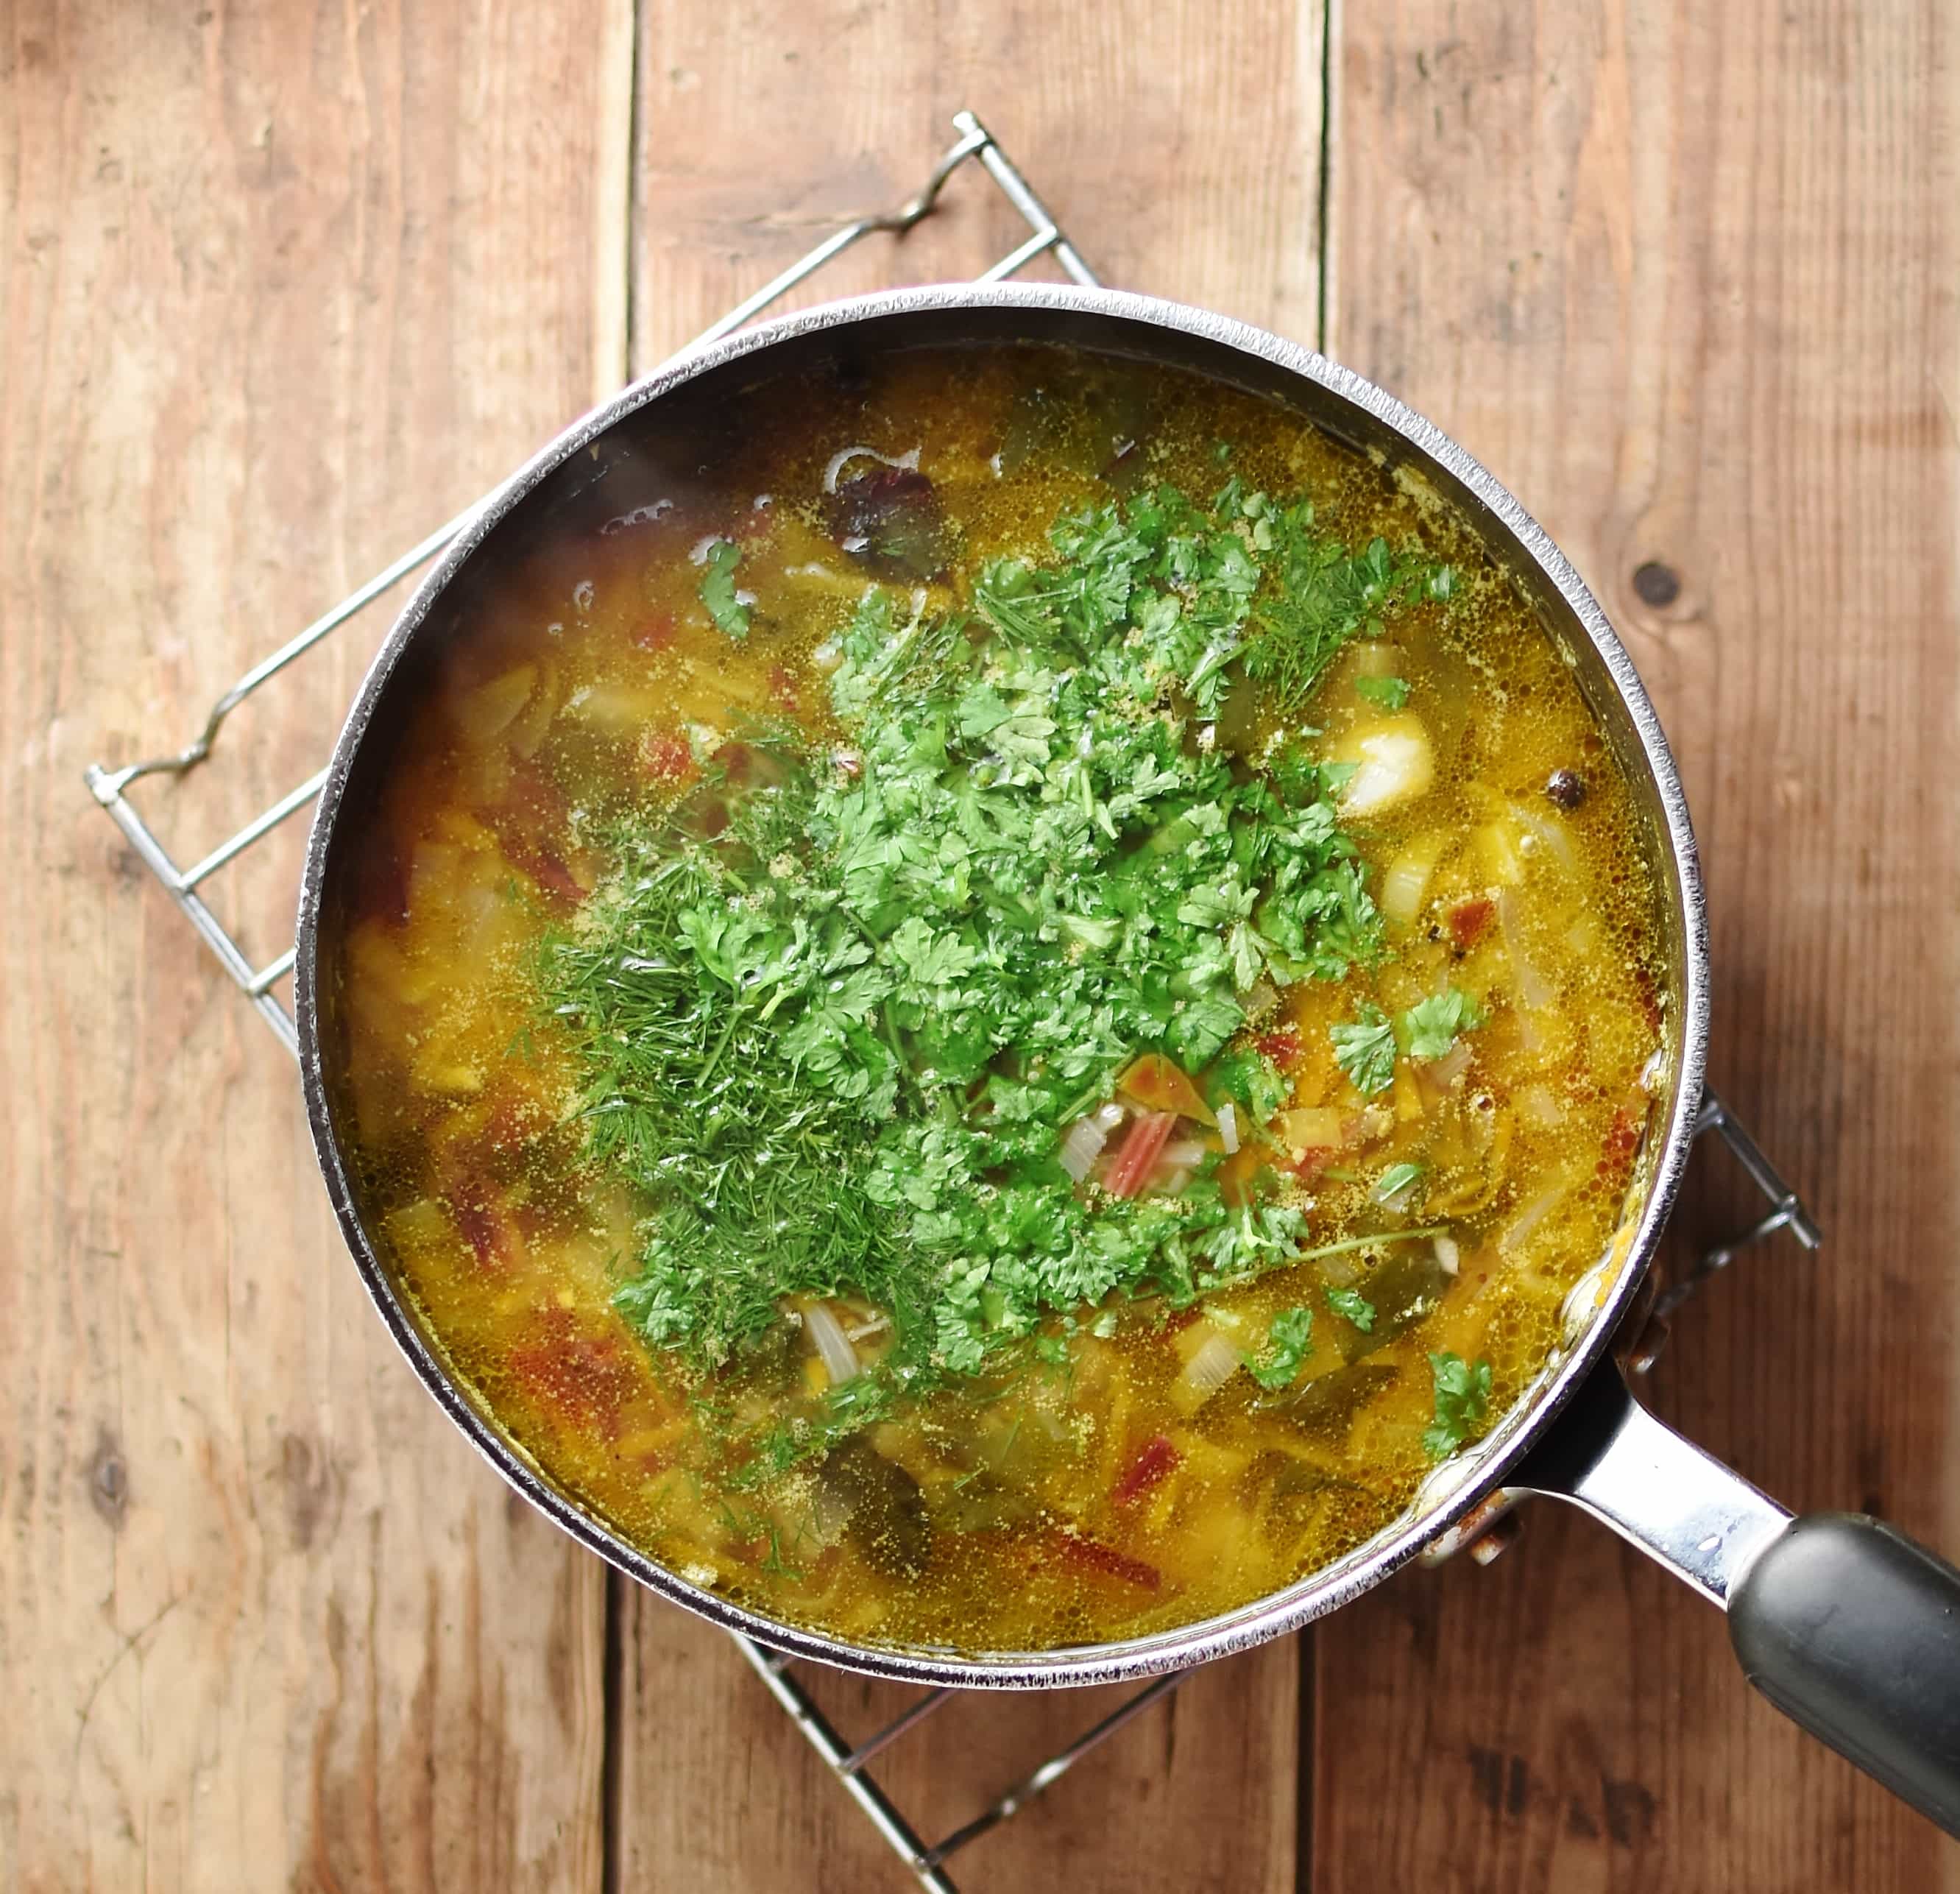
[295,283,1960,1832]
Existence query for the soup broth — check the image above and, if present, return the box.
[323,342,1665,1653]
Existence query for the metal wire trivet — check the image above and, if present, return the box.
[83,110,1819,1891]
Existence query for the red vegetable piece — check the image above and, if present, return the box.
[1252,1028,1299,1064]
[514,844,582,905]
[1055,1531,1161,1591]
[1104,1110,1176,1198]
[505,1311,640,1441]
[1447,896,1496,951]
[639,728,693,782]
[632,612,678,652]
[450,1192,507,1270]
[768,664,800,713]
[1114,1434,1182,1507]
[1598,1100,1646,1184]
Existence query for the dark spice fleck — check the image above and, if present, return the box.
[1545,768,1587,811]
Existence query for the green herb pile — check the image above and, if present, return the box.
[546,478,1453,1465]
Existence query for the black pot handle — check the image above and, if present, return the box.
[1728,1513,1960,1832]
[1513,1363,1960,1836]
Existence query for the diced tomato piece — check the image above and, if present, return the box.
[639,728,693,782]
[1055,1531,1161,1591]
[1290,1147,1334,1182]
[514,845,582,905]
[768,664,800,713]
[450,1193,507,1269]
[1252,1028,1299,1063]
[1114,1434,1182,1507]
[506,1310,640,1442]
[1447,897,1496,951]
[632,612,678,652]
[711,741,752,782]
[1104,1110,1176,1198]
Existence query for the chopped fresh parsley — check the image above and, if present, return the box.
[1206,1047,1291,1127]
[1331,1002,1396,1095]
[1355,674,1410,710]
[1373,1160,1424,1208]
[1238,526,1442,715]
[1247,1306,1315,1390]
[546,477,1448,1467]
[1401,988,1485,1061]
[698,537,751,639]
[1324,1285,1376,1331]
[1422,1351,1493,1459]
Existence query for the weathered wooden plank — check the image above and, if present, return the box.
[1317,4,1960,1888]
[0,1,626,1886]
[615,7,1327,1886]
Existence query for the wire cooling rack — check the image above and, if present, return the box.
[84,110,1819,1891]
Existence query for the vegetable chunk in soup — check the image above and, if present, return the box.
[325,343,1665,1653]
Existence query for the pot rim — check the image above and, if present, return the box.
[295,280,1710,1688]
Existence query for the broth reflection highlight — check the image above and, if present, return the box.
[324,344,1664,1653]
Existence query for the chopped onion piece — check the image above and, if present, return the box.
[1510,799,1580,877]
[1094,1100,1129,1132]
[1172,1329,1244,1413]
[802,1301,860,1385]
[1515,1081,1564,1131]
[1434,1234,1462,1277]
[1381,831,1448,927]
[1058,1115,1109,1182]
[1160,1139,1207,1168]
[1495,885,1557,1009]
[1417,1039,1473,1100]
[1217,1102,1240,1154]
[1501,1180,1567,1253]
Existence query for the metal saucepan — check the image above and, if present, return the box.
[294,283,1960,1832]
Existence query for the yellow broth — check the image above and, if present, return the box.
[323,343,1665,1652]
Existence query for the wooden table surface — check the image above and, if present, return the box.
[7,2,1957,1888]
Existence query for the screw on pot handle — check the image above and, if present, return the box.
[1513,1362,1960,1837]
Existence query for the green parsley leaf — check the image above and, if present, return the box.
[549,473,1446,1474]
[1331,1002,1396,1095]
[1355,674,1410,711]
[1400,988,1485,1062]
[1421,1351,1493,1459]
[1248,1306,1315,1390]
[698,537,751,639]
[1373,1160,1424,1207]
[1324,1285,1376,1331]
[1207,1048,1290,1126]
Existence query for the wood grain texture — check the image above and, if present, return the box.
[0,1,625,1887]
[618,7,1327,1887]
[1319,4,1960,1890]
